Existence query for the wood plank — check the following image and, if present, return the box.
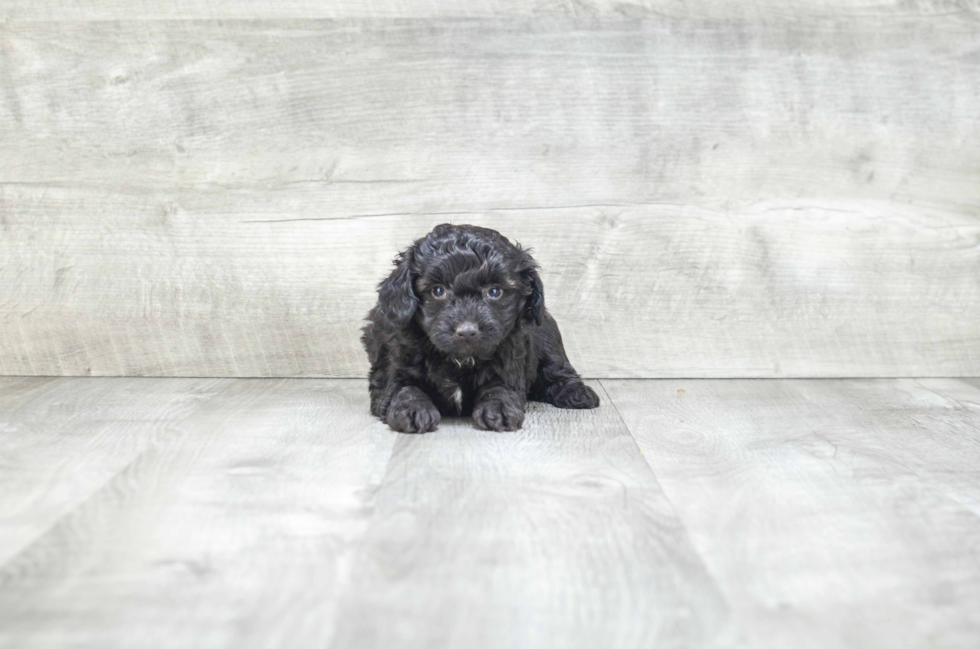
[602,378,980,649]
[1,0,975,21]
[1,17,978,378]
[2,194,978,378]
[0,376,226,566]
[895,379,980,516]
[329,381,738,649]
[1,18,976,207]
[0,378,398,648]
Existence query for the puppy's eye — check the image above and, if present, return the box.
[486,287,502,299]
[431,286,446,299]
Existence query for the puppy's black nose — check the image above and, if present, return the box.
[455,322,479,340]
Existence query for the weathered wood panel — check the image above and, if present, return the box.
[0,378,398,648]
[329,381,737,648]
[1,19,976,205]
[0,376,224,565]
[2,376,979,645]
[1,17,978,377]
[602,378,980,649]
[2,194,978,377]
[2,0,976,20]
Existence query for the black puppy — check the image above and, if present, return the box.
[362,223,599,433]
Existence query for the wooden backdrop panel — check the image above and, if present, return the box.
[2,192,977,377]
[1,19,977,208]
[0,17,978,377]
[3,0,976,20]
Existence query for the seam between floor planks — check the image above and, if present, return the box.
[327,380,741,649]
[0,377,235,568]
[0,377,250,575]
[601,377,980,649]
[3,377,980,648]
[0,378,400,648]
[597,377,721,565]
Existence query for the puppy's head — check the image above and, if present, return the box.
[377,224,543,361]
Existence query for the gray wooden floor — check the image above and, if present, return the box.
[1,377,979,648]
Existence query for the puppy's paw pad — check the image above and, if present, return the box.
[386,402,441,433]
[473,399,525,432]
[553,383,600,409]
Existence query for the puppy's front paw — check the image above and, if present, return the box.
[553,382,600,409]
[387,402,440,433]
[473,398,525,432]
[386,388,441,433]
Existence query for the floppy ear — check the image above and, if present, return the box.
[377,248,418,326]
[521,266,544,326]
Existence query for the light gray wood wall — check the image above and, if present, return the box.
[1,7,978,377]
[3,0,978,20]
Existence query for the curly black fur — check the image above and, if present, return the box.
[361,223,599,433]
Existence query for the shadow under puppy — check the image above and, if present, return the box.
[362,223,599,433]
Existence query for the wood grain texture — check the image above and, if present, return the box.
[2,197,978,378]
[0,378,398,649]
[0,376,224,566]
[2,18,977,204]
[2,377,979,646]
[3,0,977,20]
[329,381,738,649]
[602,378,980,649]
[1,17,978,378]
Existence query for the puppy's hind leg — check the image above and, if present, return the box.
[529,314,600,409]
[533,363,600,409]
